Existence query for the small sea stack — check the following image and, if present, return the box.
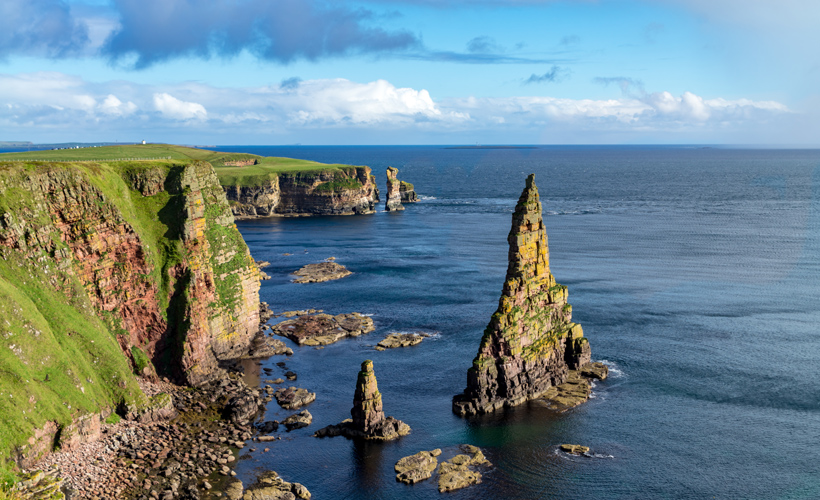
[400,181,418,203]
[314,360,410,440]
[452,174,597,416]
[385,167,405,211]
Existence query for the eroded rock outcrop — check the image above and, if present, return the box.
[452,174,594,416]
[291,261,351,283]
[385,167,404,211]
[400,181,418,203]
[395,449,441,484]
[314,360,410,440]
[223,167,379,218]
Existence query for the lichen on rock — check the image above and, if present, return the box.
[452,174,594,416]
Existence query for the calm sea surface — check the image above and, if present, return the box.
[10,145,820,499]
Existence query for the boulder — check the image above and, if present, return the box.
[282,410,313,431]
[273,387,316,410]
[242,471,311,500]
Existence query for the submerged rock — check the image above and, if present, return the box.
[395,449,441,484]
[453,174,595,417]
[375,332,428,350]
[273,387,316,410]
[314,360,410,441]
[385,167,404,211]
[292,261,352,283]
[535,370,591,411]
[272,313,374,346]
[437,445,492,493]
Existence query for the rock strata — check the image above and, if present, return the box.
[395,449,441,484]
[292,262,352,283]
[453,174,595,416]
[272,313,374,346]
[375,333,429,350]
[437,445,491,493]
[385,167,404,211]
[314,360,410,441]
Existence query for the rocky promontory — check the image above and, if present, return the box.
[452,174,598,416]
[385,167,404,211]
[314,360,410,440]
[222,165,380,218]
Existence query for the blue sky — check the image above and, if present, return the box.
[0,0,817,145]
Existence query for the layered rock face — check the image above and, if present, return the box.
[385,167,404,211]
[223,166,379,217]
[452,174,592,416]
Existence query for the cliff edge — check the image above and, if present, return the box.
[0,148,261,470]
[452,174,592,416]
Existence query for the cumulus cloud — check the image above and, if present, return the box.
[0,71,795,143]
[153,93,207,120]
[0,0,89,58]
[102,0,419,68]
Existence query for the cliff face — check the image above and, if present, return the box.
[223,166,379,217]
[452,174,591,416]
[385,167,404,211]
[0,159,260,465]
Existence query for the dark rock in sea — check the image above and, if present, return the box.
[272,313,374,346]
[282,410,313,431]
[292,261,352,283]
[385,167,405,211]
[314,360,410,441]
[452,174,596,416]
[560,444,590,455]
[273,387,316,409]
[258,421,280,434]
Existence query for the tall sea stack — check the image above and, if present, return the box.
[385,167,404,211]
[452,174,592,416]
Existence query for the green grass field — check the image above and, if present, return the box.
[0,144,359,186]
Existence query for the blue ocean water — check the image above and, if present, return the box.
[222,146,820,500]
[7,145,817,498]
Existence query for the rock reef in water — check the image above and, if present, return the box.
[400,181,418,203]
[385,167,404,211]
[314,360,410,440]
[395,449,441,484]
[272,312,374,346]
[375,332,429,350]
[452,174,594,416]
[291,261,352,283]
[437,445,491,493]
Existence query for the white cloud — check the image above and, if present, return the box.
[0,71,799,143]
[153,93,207,120]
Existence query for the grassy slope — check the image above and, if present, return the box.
[0,144,359,187]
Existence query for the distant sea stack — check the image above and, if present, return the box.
[452,174,592,416]
[385,167,405,211]
[400,181,418,203]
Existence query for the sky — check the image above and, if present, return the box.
[0,0,818,145]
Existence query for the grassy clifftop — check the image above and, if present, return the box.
[0,144,358,187]
[0,151,261,478]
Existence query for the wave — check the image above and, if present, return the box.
[598,359,626,379]
[418,195,437,200]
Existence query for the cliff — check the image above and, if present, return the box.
[0,151,261,470]
[221,165,379,217]
[452,174,592,416]
[385,167,404,211]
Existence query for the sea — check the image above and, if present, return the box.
[10,145,820,499]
